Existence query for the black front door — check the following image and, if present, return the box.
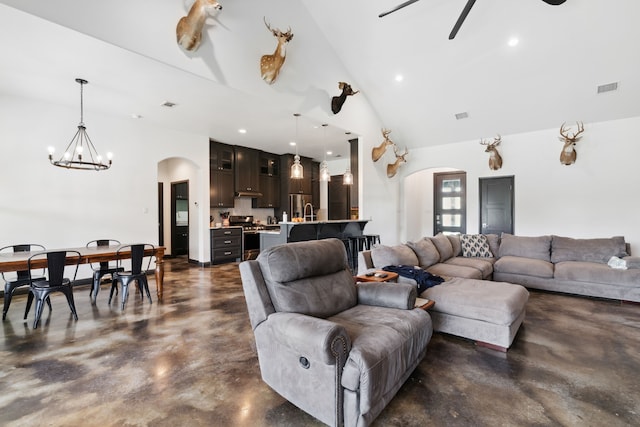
[479,176,514,235]
[434,172,466,235]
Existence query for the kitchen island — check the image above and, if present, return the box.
[259,219,369,252]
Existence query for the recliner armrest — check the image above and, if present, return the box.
[267,312,351,365]
[357,282,416,310]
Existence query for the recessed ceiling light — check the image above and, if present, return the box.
[395,74,404,82]
[507,37,519,47]
[289,141,296,146]
[130,113,143,119]
[238,129,247,134]
[160,101,176,108]
[327,151,333,156]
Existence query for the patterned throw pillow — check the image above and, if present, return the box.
[461,234,493,258]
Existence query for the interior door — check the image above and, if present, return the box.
[434,172,466,235]
[479,176,514,235]
[171,181,189,256]
[328,175,350,220]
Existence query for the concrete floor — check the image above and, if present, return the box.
[1,257,639,426]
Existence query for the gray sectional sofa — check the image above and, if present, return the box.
[359,233,639,302]
[358,232,639,350]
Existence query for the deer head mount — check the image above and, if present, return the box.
[176,0,223,52]
[331,82,359,114]
[387,144,408,178]
[559,121,584,165]
[479,134,503,170]
[260,17,293,85]
[372,128,395,162]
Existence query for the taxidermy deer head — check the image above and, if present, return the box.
[480,134,503,170]
[387,144,408,178]
[260,18,294,84]
[176,0,222,52]
[559,122,584,165]
[331,82,359,114]
[372,128,394,162]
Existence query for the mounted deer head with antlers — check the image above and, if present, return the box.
[559,121,584,165]
[176,0,223,52]
[372,128,395,162]
[386,144,408,178]
[331,82,359,114]
[480,134,503,170]
[260,18,293,84]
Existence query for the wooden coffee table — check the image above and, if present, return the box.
[355,270,399,283]
[415,297,435,311]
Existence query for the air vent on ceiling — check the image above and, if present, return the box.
[161,101,177,107]
[455,112,469,120]
[597,82,618,94]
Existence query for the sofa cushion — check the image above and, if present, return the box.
[554,261,640,287]
[624,256,640,269]
[406,238,440,268]
[447,234,462,257]
[444,257,495,279]
[370,244,419,269]
[257,238,357,318]
[485,234,501,258]
[494,255,554,278]
[461,234,493,258]
[499,233,551,262]
[421,278,529,326]
[551,235,628,264]
[426,263,483,280]
[430,233,454,262]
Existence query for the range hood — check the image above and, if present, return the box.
[235,191,263,198]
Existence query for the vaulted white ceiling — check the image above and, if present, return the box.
[1,0,639,162]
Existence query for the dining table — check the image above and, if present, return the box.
[0,244,166,297]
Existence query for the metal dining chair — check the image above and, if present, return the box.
[1,244,46,320]
[24,250,80,328]
[86,239,124,302]
[109,244,155,310]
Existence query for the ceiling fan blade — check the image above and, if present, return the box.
[378,0,421,18]
[541,0,566,5]
[449,0,477,40]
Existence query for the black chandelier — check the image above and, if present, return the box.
[48,78,112,171]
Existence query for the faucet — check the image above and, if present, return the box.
[303,203,314,222]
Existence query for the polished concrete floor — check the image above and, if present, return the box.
[1,257,639,427]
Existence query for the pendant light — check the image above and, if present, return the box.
[48,78,112,171]
[290,113,303,179]
[319,124,331,182]
[343,167,353,185]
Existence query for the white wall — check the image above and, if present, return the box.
[0,94,209,276]
[389,116,640,254]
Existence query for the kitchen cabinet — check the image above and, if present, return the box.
[256,152,280,208]
[210,140,235,208]
[234,146,260,194]
[210,227,242,264]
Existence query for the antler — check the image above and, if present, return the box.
[559,122,584,142]
[480,134,501,147]
[381,128,392,140]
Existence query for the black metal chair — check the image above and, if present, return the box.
[1,244,46,320]
[86,239,124,302]
[24,250,80,329]
[109,244,155,310]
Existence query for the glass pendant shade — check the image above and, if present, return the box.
[343,167,353,185]
[291,154,303,179]
[319,160,331,182]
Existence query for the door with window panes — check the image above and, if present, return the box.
[434,172,466,235]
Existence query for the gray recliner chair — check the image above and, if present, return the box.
[239,238,433,427]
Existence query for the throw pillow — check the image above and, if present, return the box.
[370,244,419,268]
[461,234,494,258]
[406,237,440,268]
[430,233,454,262]
[447,234,462,257]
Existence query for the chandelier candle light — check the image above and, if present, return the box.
[290,113,303,179]
[48,78,112,171]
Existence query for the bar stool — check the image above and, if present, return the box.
[349,236,368,272]
[340,239,355,273]
[363,234,381,250]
